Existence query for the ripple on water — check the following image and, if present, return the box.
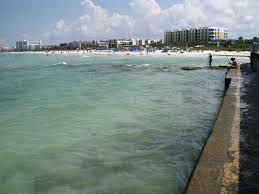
[0,53,230,194]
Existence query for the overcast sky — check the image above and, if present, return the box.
[0,0,259,47]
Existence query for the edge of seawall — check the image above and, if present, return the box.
[184,66,242,194]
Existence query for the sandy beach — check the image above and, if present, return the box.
[8,50,250,61]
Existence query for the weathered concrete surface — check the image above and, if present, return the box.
[239,64,259,193]
[185,67,241,194]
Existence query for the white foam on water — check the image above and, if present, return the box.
[48,61,68,66]
[136,64,151,67]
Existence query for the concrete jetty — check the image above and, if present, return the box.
[185,44,259,194]
[185,66,241,194]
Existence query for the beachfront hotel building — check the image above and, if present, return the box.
[136,39,146,46]
[164,27,228,46]
[108,38,163,48]
[96,40,110,48]
[164,31,173,46]
[109,39,137,48]
[16,40,42,51]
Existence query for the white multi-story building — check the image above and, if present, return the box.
[164,27,228,45]
[208,27,228,39]
[150,39,163,45]
[109,38,163,48]
[164,31,173,45]
[16,40,42,51]
[110,39,137,48]
[145,39,152,45]
[188,28,197,44]
[96,40,109,48]
[136,39,146,46]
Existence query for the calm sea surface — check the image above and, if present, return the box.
[0,53,248,194]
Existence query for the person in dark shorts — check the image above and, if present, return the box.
[209,54,212,68]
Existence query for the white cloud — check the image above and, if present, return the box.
[129,0,161,16]
[76,0,135,37]
[43,0,259,41]
[44,19,70,36]
[44,0,136,40]
[42,19,71,43]
[128,0,259,38]
[55,19,67,31]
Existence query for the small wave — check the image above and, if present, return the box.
[81,55,91,58]
[136,64,151,68]
[48,61,68,66]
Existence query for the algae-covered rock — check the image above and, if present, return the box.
[211,66,229,70]
[181,66,202,70]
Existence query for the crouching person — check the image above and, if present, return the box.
[229,58,239,69]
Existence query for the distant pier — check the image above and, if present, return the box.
[212,54,250,58]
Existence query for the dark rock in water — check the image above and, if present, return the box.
[181,66,202,70]
[161,69,171,72]
[153,66,172,72]
[211,66,229,70]
[181,65,229,71]
[160,66,172,72]
[218,65,229,68]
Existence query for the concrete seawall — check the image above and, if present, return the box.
[185,67,241,194]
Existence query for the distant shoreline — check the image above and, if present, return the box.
[1,50,250,60]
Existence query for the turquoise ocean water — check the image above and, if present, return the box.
[0,53,248,194]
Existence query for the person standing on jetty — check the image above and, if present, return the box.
[209,53,212,68]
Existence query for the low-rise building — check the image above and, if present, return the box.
[41,44,59,50]
[109,39,136,48]
[109,39,118,48]
[16,40,42,51]
[59,43,69,49]
[118,39,136,47]
[81,41,96,49]
[69,41,81,50]
[145,39,152,46]
[136,39,146,46]
[96,40,110,48]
